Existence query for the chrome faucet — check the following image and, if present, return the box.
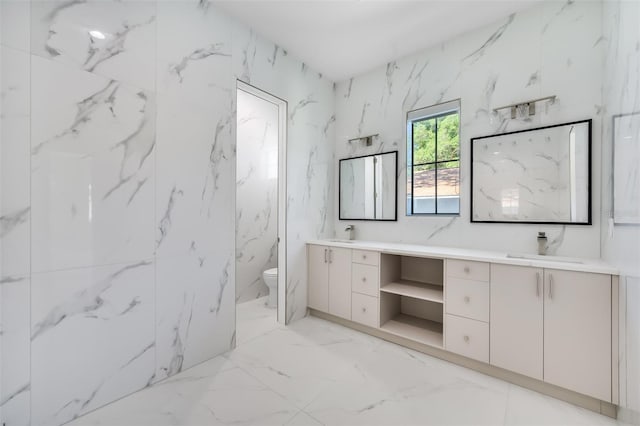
[344,225,355,240]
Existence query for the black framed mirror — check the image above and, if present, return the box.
[471,119,591,224]
[339,151,398,221]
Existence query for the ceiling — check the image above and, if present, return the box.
[213,0,540,82]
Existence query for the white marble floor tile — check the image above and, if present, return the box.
[303,338,508,426]
[227,315,383,409]
[285,411,324,426]
[381,378,508,426]
[236,296,281,345]
[68,356,298,426]
[504,384,622,426]
[65,315,627,426]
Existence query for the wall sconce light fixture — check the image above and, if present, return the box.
[495,95,557,119]
[348,134,378,146]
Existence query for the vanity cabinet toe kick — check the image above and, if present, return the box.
[306,241,619,416]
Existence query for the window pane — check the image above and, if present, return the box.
[412,118,436,165]
[412,164,436,214]
[436,113,459,162]
[406,100,461,216]
[436,161,460,214]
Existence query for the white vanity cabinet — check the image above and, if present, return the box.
[308,245,330,312]
[543,269,611,402]
[490,264,612,402]
[307,245,352,319]
[306,240,619,414]
[351,250,380,328]
[490,264,544,380]
[445,259,490,363]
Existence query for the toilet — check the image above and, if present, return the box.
[262,268,278,308]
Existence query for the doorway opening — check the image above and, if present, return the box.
[235,81,287,345]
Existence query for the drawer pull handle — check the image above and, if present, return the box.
[464,296,470,303]
[362,277,367,282]
[362,255,367,259]
[464,266,470,273]
[362,307,367,313]
[463,335,470,343]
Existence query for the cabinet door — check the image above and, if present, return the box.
[328,247,352,320]
[544,270,611,401]
[307,245,329,312]
[490,264,544,380]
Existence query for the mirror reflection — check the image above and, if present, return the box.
[339,151,397,221]
[471,120,591,224]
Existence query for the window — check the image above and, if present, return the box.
[407,100,460,215]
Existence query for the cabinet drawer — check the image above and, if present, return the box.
[351,293,379,328]
[352,263,379,297]
[447,259,489,282]
[352,249,379,266]
[445,314,489,363]
[446,277,489,322]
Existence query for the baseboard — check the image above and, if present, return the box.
[309,309,617,419]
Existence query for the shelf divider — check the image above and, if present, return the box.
[380,279,443,303]
[380,314,443,348]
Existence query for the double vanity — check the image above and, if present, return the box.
[307,239,619,416]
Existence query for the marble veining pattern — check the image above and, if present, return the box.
[334,0,603,258]
[65,315,624,426]
[1,3,33,424]
[600,0,640,423]
[30,1,157,91]
[30,55,156,273]
[153,0,235,388]
[231,17,335,324]
[31,261,156,426]
[1,1,335,425]
[1,42,30,280]
[0,276,31,425]
[236,89,278,303]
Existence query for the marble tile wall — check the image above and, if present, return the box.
[0,1,335,425]
[231,22,336,323]
[153,0,235,387]
[334,1,603,258]
[1,1,32,424]
[600,0,640,423]
[236,89,279,303]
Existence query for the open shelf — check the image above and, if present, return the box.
[380,314,443,348]
[379,254,445,349]
[380,280,443,303]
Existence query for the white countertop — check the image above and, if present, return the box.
[307,239,619,275]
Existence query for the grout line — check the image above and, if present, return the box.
[28,0,33,422]
[624,277,628,409]
[29,257,156,277]
[228,314,332,413]
[226,354,300,410]
[299,409,326,426]
[234,315,283,348]
[502,384,511,426]
[152,0,158,388]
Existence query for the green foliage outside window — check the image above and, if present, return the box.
[412,113,459,168]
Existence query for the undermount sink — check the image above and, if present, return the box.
[506,253,584,264]
[328,239,355,244]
